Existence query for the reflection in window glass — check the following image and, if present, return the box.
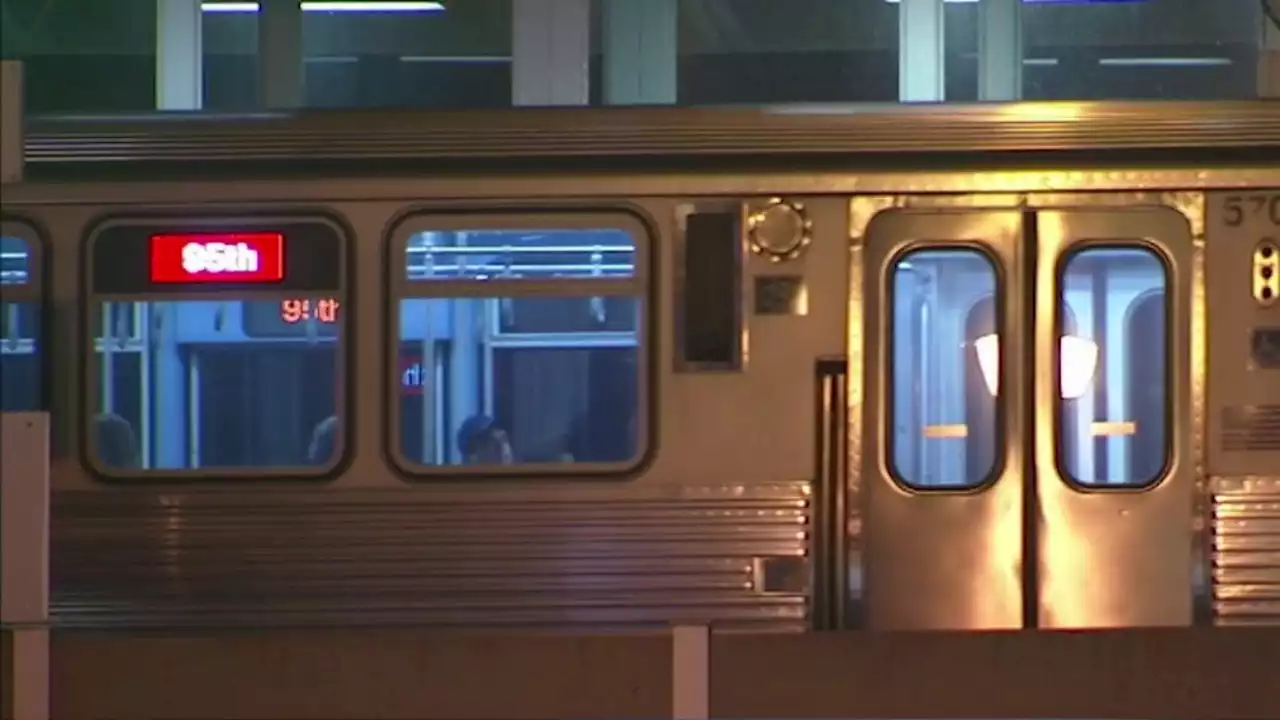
[10,0,1272,113]
[669,0,899,104]
[890,248,999,490]
[1,235,41,412]
[1022,0,1264,101]
[1059,247,1168,487]
[87,299,343,472]
[202,8,260,112]
[938,0,1268,102]
[395,297,641,469]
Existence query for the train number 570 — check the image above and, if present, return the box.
[1221,193,1280,228]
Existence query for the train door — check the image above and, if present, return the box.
[860,204,1195,630]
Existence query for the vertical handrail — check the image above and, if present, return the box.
[811,358,849,631]
[1,412,51,720]
[139,303,153,467]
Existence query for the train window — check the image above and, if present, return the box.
[1,231,42,412]
[889,248,1001,490]
[1058,246,1170,488]
[391,222,648,476]
[84,221,347,477]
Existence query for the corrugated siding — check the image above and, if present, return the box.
[1211,476,1280,626]
[51,482,811,631]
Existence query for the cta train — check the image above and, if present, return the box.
[1,101,1278,631]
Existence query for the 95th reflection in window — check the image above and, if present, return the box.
[281,297,342,325]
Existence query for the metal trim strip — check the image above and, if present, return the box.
[21,102,1280,164]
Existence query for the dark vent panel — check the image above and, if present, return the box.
[680,212,741,369]
[1252,328,1280,369]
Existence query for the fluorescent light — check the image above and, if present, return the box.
[305,55,359,63]
[202,1,445,13]
[884,0,1145,3]
[1098,57,1232,67]
[974,335,1000,396]
[305,1,442,9]
[399,55,510,64]
[974,334,1099,400]
[1058,335,1099,400]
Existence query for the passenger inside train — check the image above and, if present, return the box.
[307,415,339,465]
[456,414,514,465]
[93,412,140,469]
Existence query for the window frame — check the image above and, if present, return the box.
[1,217,50,412]
[1053,240,1174,492]
[80,212,354,482]
[385,207,656,480]
[884,242,1007,494]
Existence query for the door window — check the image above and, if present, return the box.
[889,247,1001,490]
[1058,246,1170,488]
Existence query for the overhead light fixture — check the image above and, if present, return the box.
[1098,57,1231,67]
[883,0,1144,3]
[202,2,444,13]
[973,334,1099,400]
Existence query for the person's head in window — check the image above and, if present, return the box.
[93,412,139,469]
[308,415,339,465]
[456,414,513,465]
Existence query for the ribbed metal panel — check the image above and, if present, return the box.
[1211,476,1280,626]
[51,482,810,630]
[21,102,1280,165]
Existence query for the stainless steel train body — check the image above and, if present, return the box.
[2,102,1278,632]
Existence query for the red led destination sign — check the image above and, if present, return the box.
[149,232,286,284]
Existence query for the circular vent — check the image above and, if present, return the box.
[746,198,813,262]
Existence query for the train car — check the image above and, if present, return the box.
[1,101,1278,632]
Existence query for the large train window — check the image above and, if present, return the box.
[389,215,648,476]
[83,220,348,477]
[1058,245,1170,488]
[889,247,1001,490]
[1,226,43,412]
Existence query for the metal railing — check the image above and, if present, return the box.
[406,244,636,280]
